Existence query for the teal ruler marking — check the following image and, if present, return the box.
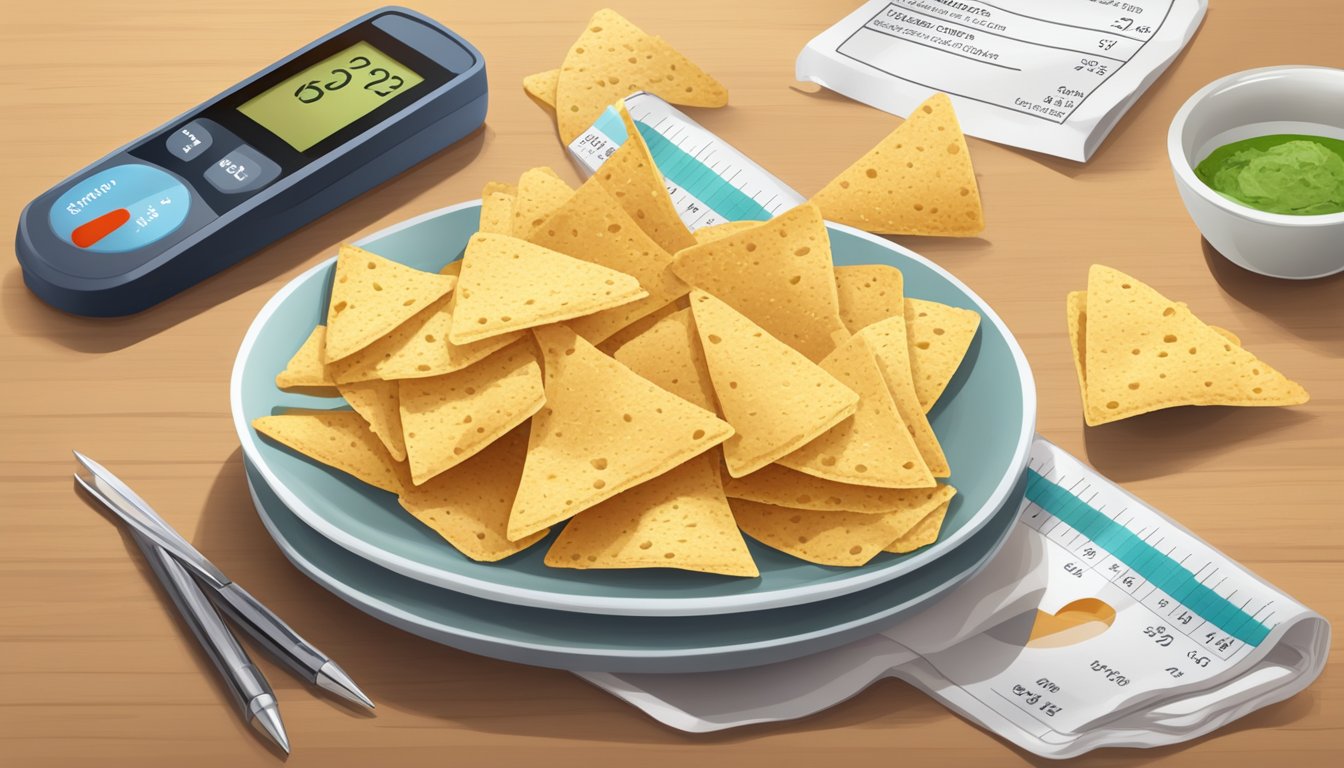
[1025,469,1270,646]
[593,108,772,223]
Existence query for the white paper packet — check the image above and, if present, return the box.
[796,0,1207,161]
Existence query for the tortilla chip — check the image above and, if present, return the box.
[397,426,550,561]
[730,498,916,567]
[336,378,406,462]
[593,103,696,254]
[596,300,680,355]
[672,204,848,362]
[555,8,728,143]
[885,500,950,553]
[692,220,762,244]
[253,410,407,494]
[324,244,457,362]
[373,294,523,380]
[439,260,463,277]
[448,232,647,345]
[811,93,984,236]
[724,464,956,515]
[854,316,950,476]
[527,180,687,343]
[523,68,559,108]
[1076,266,1308,426]
[325,295,521,383]
[545,453,758,577]
[276,326,336,390]
[508,325,733,541]
[399,339,546,485]
[777,333,934,488]
[513,167,574,237]
[612,308,716,411]
[479,188,516,235]
[689,290,858,477]
[906,298,980,412]
[835,264,904,334]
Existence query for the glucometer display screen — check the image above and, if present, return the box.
[238,41,423,152]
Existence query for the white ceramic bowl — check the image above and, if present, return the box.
[1168,66,1344,279]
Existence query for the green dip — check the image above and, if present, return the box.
[1194,134,1344,215]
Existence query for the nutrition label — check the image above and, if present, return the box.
[835,0,1177,124]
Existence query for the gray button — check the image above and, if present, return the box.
[203,145,280,194]
[166,120,214,161]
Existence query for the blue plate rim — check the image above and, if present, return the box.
[230,200,1037,616]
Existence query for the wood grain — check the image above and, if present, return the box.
[1,1,1340,765]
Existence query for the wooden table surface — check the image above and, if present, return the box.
[2,1,1340,765]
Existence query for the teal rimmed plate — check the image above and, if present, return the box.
[230,202,1034,616]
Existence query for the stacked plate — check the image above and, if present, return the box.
[230,202,1035,674]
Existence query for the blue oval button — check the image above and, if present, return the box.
[49,164,190,253]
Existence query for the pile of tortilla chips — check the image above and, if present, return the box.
[523,8,728,143]
[255,105,982,577]
[1068,265,1308,426]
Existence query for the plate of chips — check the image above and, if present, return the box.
[231,197,1034,616]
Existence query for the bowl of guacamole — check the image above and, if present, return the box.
[1169,66,1344,279]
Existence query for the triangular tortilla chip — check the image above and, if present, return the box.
[724,463,956,515]
[253,410,407,494]
[1076,266,1307,426]
[730,498,916,567]
[325,293,519,383]
[1071,292,1245,395]
[336,378,406,462]
[855,316,950,476]
[399,338,546,485]
[689,290,858,477]
[592,103,696,254]
[478,182,516,235]
[447,233,648,345]
[811,93,984,236]
[672,204,848,361]
[439,260,463,277]
[906,298,981,412]
[513,167,574,237]
[692,220,762,244]
[370,294,523,381]
[835,264,904,334]
[276,325,336,390]
[612,308,717,411]
[555,8,728,142]
[397,426,549,561]
[324,244,457,361]
[545,454,758,577]
[527,179,687,343]
[523,68,559,108]
[777,333,934,488]
[508,325,733,541]
[884,499,950,553]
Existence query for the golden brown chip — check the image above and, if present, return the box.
[555,8,728,142]
[507,325,733,541]
[253,410,408,494]
[689,290,857,477]
[811,93,984,236]
[324,244,456,362]
[544,454,758,577]
[672,204,848,362]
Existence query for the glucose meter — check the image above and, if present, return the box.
[15,6,487,316]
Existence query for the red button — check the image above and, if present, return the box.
[70,208,131,248]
